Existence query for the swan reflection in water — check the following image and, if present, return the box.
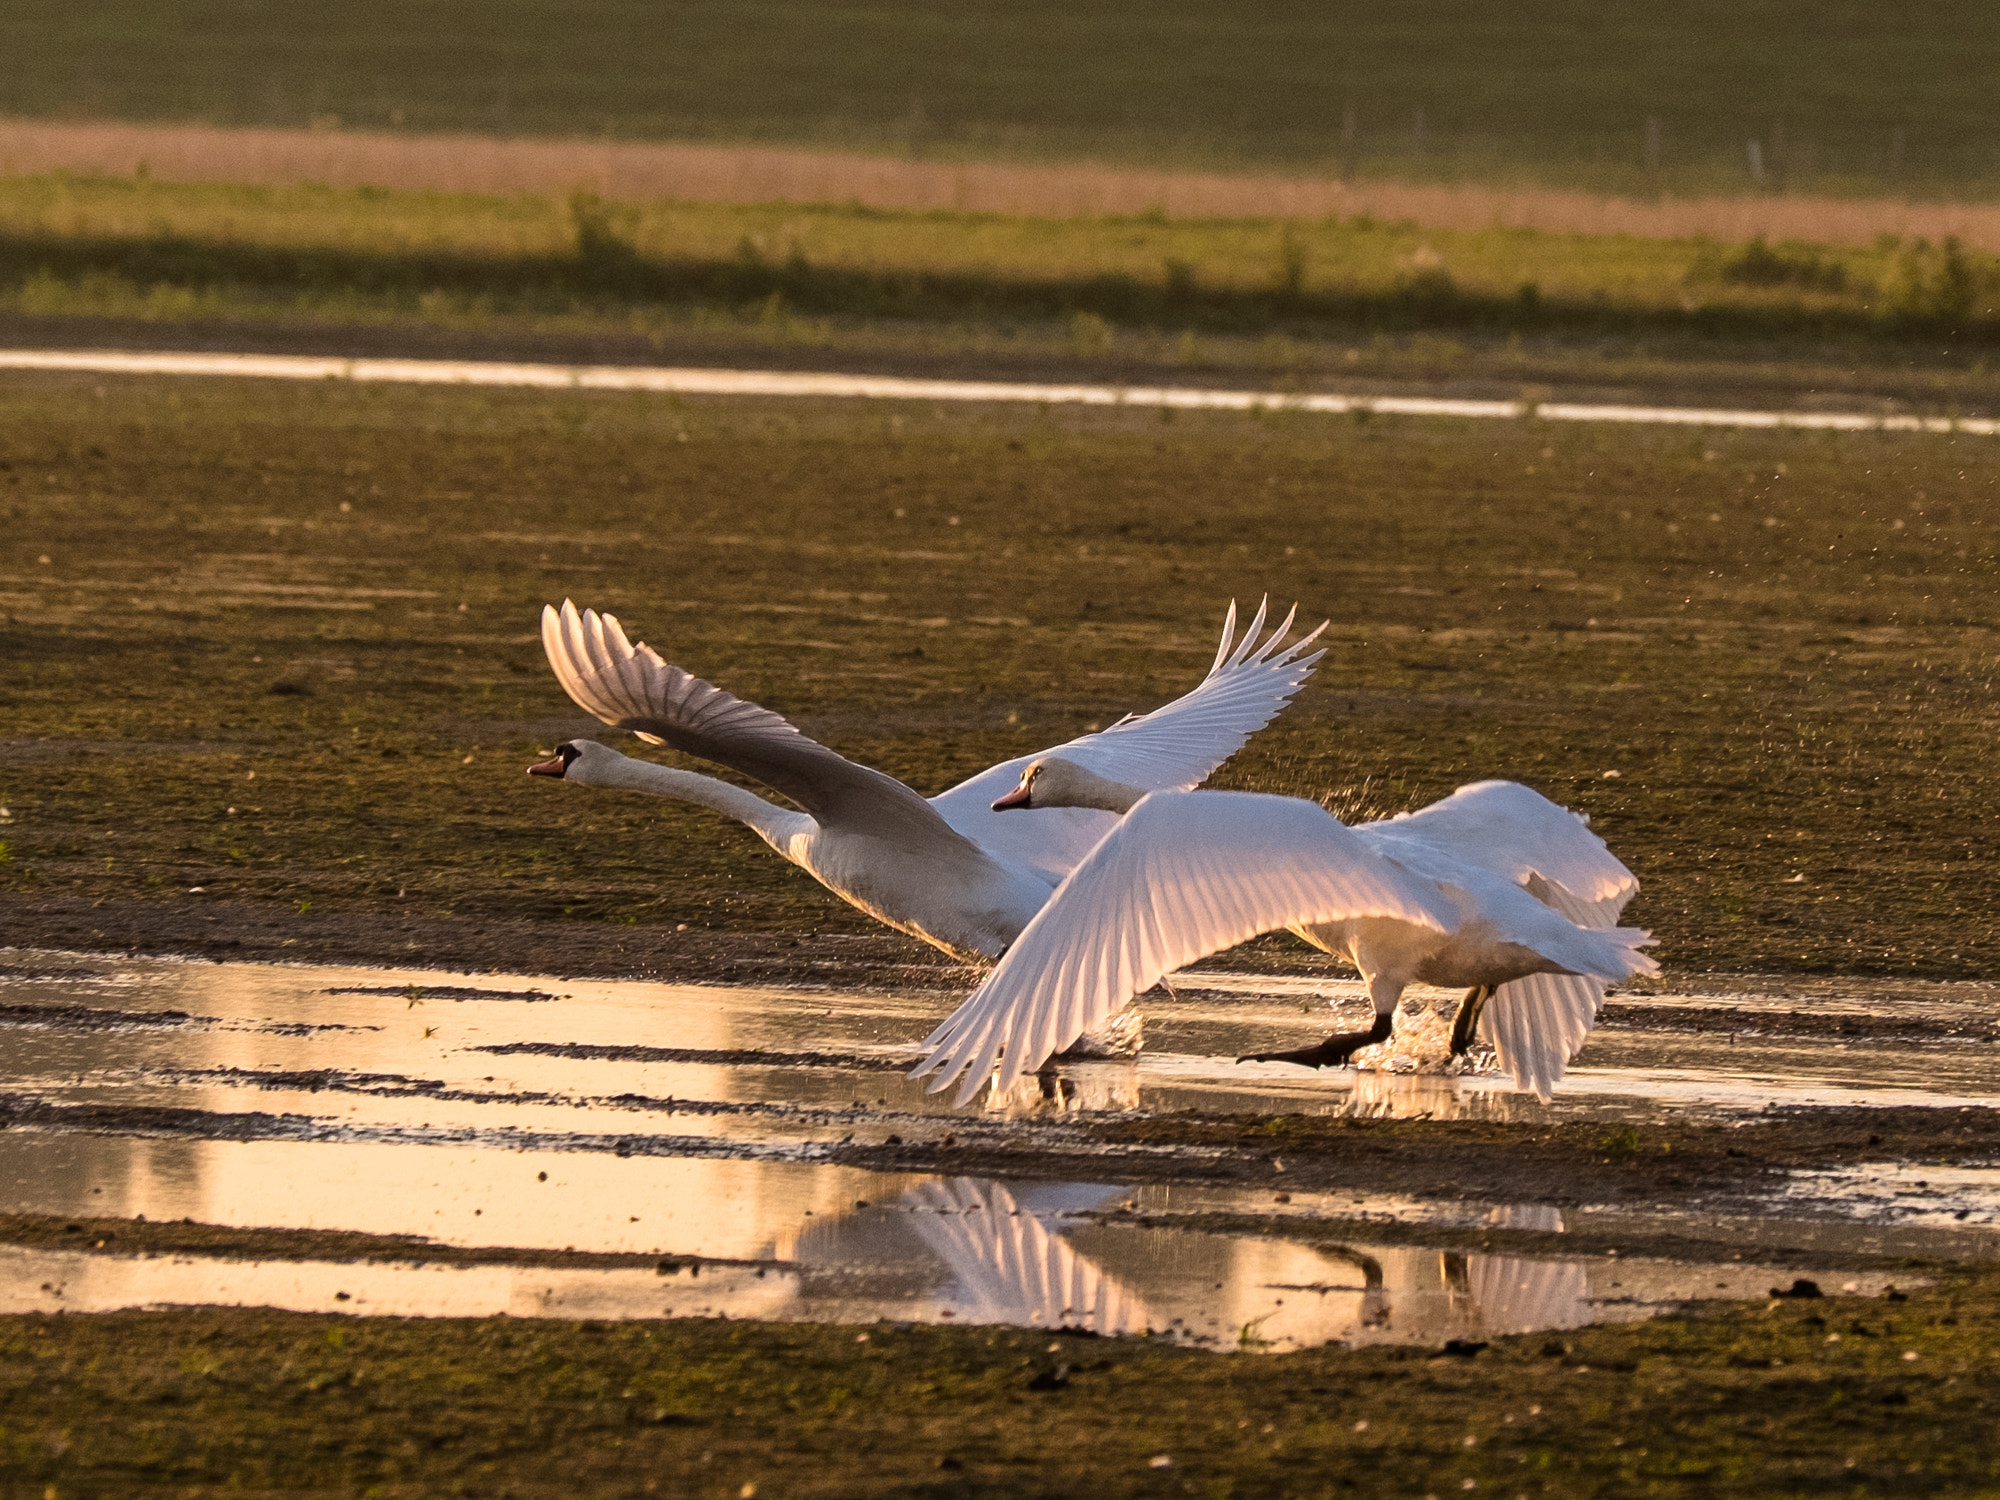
[1335,1070,1531,1122]
[787,1176,1601,1352]
[984,1061,1141,1118]
[991,1052,1533,1122]
[900,1178,1158,1336]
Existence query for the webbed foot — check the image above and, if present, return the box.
[1238,1013,1393,1069]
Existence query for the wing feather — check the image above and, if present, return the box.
[542,601,970,844]
[914,791,1458,1104]
[1481,972,1604,1102]
[1364,780,1639,911]
[928,599,1327,879]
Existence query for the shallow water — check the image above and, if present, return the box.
[5,349,1995,438]
[0,1170,1909,1351]
[0,949,1991,1346]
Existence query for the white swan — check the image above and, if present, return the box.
[527,599,1325,964]
[912,759,1655,1103]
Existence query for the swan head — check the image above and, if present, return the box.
[526,739,623,783]
[991,757,1145,815]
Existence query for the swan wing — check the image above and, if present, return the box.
[1363,779,1639,912]
[1480,972,1610,1103]
[913,790,1457,1105]
[928,600,1326,877]
[1360,782,1649,1100]
[1475,869,1654,1100]
[543,601,970,844]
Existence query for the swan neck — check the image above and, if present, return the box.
[1040,765,1147,815]
[587,755,799,836]
[1082,780,1146,815]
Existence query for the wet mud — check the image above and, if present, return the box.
[11,891,974,990]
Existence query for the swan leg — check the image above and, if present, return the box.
[1237,1010,1393,1068]
[1449,985,1495,1057]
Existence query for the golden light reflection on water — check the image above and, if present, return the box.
[0,950,1988,1343]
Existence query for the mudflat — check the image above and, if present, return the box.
[5,369,1999,1497]
[3,371,1995,983]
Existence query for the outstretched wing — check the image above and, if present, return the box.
[928,599,1327,879]
[913,790,1457,1105]
[1479,870,1652,1101]
[1363,779,1639,914]
[542,600,970,844]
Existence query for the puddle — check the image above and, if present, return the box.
[0,949,1991,1346]
[0,1162,1909,1351]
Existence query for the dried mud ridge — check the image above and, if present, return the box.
[325,985,561,1003]
[0,1211,783,1275]
[0,1001,195,1031]
[1607,1003,2000,1045]
[471,1040,913,1071]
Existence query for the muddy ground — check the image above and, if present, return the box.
[0,1276,1992,1498]
[4,369,1999,1495]
[4,372,1997,980]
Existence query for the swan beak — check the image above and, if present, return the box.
[526,754,568,778]
[990,785,1033,811]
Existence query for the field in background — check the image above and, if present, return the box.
[6,173,2000,413]
[6,0,2000,200]
[15,120,2000,252]
[3,372,1996,980]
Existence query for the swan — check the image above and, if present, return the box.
[526,599,1326,967]
[912,759,1655,1103]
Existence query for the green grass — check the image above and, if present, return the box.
[3,1271,1998,1497]
[7,173,2000,398]
[8,0,2000,197]
[3,373,1998,979]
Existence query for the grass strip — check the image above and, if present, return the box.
[4,174,2000,396]
[1,1271,1995,1497]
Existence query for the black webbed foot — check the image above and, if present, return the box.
[1238,1012,1393,1068]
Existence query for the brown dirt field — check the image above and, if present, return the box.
[9,117,2000,252]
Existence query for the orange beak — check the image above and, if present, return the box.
[990,784,1033,811]
[526,754,567,778]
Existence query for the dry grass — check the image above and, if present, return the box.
[12,118,2000,253]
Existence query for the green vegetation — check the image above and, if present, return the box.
[8,0,2000,196]
[2,374,1996,979]
[3,1269,1998,1496]
[6,174,2000,404]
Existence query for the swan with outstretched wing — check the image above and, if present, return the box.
[529,599,1325,963]
[912,760,1654,1101]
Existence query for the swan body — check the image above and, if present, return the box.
[913,760,1655,1103]
[529,599,1325,963]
